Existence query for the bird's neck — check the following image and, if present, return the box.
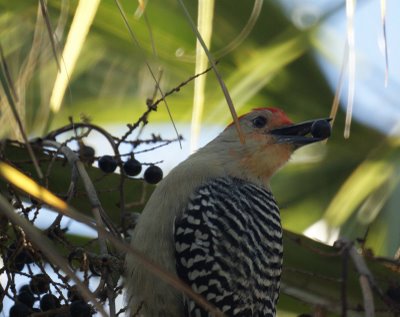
[235,144,292,184]
[189,143,290,187]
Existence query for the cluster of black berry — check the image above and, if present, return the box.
[98,155,163,185]
[78,144,163,184]
[6,274,93,317]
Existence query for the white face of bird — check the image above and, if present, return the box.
[218,108,331,182]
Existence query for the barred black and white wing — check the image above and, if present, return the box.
[174,177,283,317]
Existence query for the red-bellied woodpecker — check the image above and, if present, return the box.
[126,108,331,316]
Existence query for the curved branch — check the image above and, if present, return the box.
[42,139,119,237]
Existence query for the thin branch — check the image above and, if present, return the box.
[113,0,181,147]
[135,69,164,140]
[117,65,213,147]
[151,64,216,110]
[359,275,375,317]
[42,140,119,238]
[348,246,375,317]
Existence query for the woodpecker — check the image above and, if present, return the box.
[126,108,331,316]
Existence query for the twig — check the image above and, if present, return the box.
[359,275,375,317]
[42,140,119,238]
[132,139,182,155]
[114,0,181,147]
[46,123,118,155]
[117,65,214,147]
[336,239,377,317]
[136,69,164,140]
[348,246,375,317]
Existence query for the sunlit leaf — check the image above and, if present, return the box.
[0,161,67,210]
[49,0,101,114]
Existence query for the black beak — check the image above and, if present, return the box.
[269,118,332,146]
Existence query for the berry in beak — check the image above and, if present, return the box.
[269,118,332,146]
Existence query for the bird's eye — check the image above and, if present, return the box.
[252,116,267,128]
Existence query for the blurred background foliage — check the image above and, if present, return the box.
[1,0,400,315]
[1,0,398,254]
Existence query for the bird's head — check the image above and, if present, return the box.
[206,107,331,183]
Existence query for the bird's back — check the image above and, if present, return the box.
[174,177,283,316]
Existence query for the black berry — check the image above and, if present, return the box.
[40,293,60,311]
[311,120,331,139]
[79,145,95,163]
[18,285,31,294]
[123,158,142,176]
[17,290,35,308]
[6,244,33,271]
[9,303,30,317]
[144,165,163,184]
[98,155,117,173]
[67,285,83,302]
[29,273,50,294]
[8,252,25,271]
[70,300,92,317]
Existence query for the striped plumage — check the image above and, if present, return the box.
[126,108,330,317]
[175,177,282,316]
